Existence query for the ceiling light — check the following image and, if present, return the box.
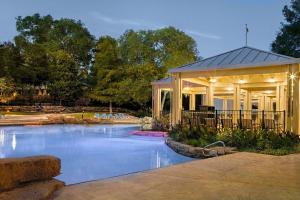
[264,90,272,94]
[290,73,296,80]
[209,78,216,83]
[267,77,276,83]
[238,79,246,84]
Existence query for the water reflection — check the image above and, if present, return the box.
[12,134,16,151]
[0,130,4,146]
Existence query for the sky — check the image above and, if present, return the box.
[0,0,291,58]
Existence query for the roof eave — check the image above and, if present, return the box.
[168,58,300,73]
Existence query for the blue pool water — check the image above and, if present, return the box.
[0,124,193,184]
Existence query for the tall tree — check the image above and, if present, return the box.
[272,0,300,57]
[117,27,198,109]
[48,50,81,104]
[90,36,122,112]
[49,18,95,70]
[13,14,95,103]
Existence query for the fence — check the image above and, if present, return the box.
[181,110,286,133]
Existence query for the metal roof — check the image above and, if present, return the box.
[169,46,297,73]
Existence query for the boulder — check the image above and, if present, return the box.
[0,156,61,191]
[0,179,64,200]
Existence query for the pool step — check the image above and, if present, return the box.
[0,179,64,200]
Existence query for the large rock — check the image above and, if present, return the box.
[0,179,64,200]
[0,156,61,191]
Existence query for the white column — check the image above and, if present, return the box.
[152,85,161,119]
[223,98,228,110]
[171,73,182,125]
[206,84,214,106]
[189,93,196,110]
[233,84,241,110]
[287,64,300,134]
[244,90,251,119]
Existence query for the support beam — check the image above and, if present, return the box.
[223,98,228,110]
[233,84,241,110]
[205,84,214,106]
[171,73,183,125]
[152,85,161,119]
[189,93,196,110]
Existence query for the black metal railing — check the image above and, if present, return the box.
[181,110,286,133]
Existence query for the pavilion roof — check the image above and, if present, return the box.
[169,46,298,73]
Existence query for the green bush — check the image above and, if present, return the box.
[169,123,300,155]
[168,124,217,147]
[217,128,300,152]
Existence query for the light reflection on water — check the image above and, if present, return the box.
[0,124,193,184]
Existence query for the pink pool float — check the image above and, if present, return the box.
[130,130,168,137]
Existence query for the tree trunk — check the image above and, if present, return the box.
[109,101,113,114]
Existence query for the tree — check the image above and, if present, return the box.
[117,27,198,110]
[90,36,122,112]
[12,14,95,103]
[49,18,95,70]
[47,50,81,104]
[272,0,300,57]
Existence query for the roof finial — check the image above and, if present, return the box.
[245,24,249,46]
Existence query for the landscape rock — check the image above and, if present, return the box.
[0,179,64,200]
[0,156,61,191]
[165,137,235,158]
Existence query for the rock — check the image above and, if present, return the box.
[0,179,64,200]
[0,156,61,191]
[165,137,234,159]
[140,117,153,130]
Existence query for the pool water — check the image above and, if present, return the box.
[0,124,193,184]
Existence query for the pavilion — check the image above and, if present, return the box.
[152,46,300,135]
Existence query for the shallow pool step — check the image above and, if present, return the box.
[0,179,64,200]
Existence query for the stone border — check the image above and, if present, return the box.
[165,137,234,158]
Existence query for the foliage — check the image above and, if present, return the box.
[152,115,170,131]
[217,128,300,155]
[272,0,300,57]
[89,36,122,104]
[47,50,82,103]
[0,77,15,103]
[90,27,198,111]
[1,14,199,111]
[168,123,217,147]
[169,122,300,155]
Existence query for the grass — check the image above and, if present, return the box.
[66,112,100,119]
[239,145,300,156]
[0,111,43,115]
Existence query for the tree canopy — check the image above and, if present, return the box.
[90,27,198,109]
[0,13,199,112]
[272,0,300,57]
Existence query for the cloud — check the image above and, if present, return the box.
[90,11,141,26]
[186,30,222,40]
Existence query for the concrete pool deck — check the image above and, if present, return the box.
[53,152,300,200]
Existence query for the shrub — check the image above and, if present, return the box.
[168,123,217,147]
[152,115,170,131]
[217,128,300,151]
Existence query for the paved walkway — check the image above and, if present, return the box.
[54,152,300,200]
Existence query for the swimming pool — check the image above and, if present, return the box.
[0,124,193,184]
